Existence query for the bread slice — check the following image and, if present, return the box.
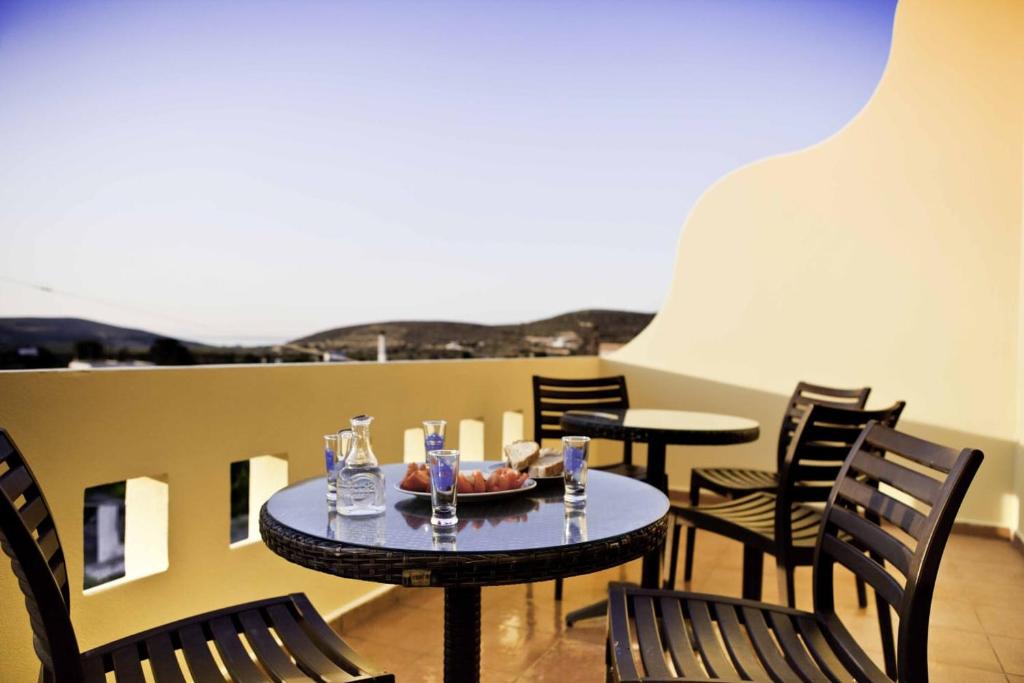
[503,440,540,471]
[529,451,563,478]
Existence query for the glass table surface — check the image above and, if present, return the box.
[561,407,760,445]
[264,462,669,555]
[565,407,758,431]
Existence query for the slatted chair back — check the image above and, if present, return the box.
[812,422,984,682]
[777,401,905,511]
[532,375,630,446]
[773,382,871,470]
[774,402,904,611]
[0,429,84,682]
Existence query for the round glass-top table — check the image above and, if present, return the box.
[261,462,668,683]
[559,407,759,625]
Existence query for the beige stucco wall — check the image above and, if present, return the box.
[613,0,1024,531]
[0,356,599,681]
[1018,100,1024,541]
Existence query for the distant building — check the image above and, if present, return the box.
[524,330,583,356]
[271,343,349,362]
[69,359,155,369]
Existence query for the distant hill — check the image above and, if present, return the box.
[295,309,654,359]
[0,318,201,353]
[0,309,654,366]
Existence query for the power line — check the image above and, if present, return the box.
[0,275,283,343]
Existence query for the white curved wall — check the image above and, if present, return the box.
[611,0,1024,530]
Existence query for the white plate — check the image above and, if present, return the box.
[395,472,537,502]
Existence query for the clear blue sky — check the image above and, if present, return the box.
[0,0,896,345]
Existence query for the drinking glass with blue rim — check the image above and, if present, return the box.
[422,420,447,460]
[428,449,460,528]
[562,435,591,508]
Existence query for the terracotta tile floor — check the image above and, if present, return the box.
[335,531,1024,681]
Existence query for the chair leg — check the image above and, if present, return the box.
[855,575,868,608]
[666,520,682,589]
[876,592,897,678]
[776,560,797,608]
[555,578,563,601]
[605,636,615,683]
[683,482,701,583]
[741,547,764,601]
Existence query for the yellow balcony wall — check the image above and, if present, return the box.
[0,356,601,680]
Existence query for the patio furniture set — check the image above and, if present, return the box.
[0,375,985,682]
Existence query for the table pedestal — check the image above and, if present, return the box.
[445,585,481,683]
[644,441,668,493]
[260,466,671,683]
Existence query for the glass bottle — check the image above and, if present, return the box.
[337,414,386,516]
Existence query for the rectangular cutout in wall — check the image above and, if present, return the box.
[83,481,126,589]
[124,477,169,581]
[230,455,287,547]
[229,460,250,544]
[502,410,524,446]
[84,476,168,593]
[458,418,485,461]
[404,427,425,463]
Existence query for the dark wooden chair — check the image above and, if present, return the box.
[607,421,984,682]
[0,428,394,683]
[533,375,647,601]
[532,375,644,480]
[674,381,871,588]
[671,402,903,602]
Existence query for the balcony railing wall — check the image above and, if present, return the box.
[603,358,1021,533]
[2,355,1018,681]
[0,356,602,680]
